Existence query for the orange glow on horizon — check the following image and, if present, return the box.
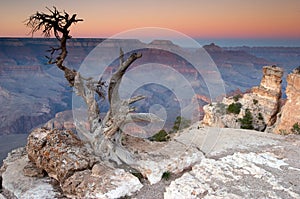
[1,0,300,39]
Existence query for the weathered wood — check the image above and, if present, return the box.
[26,7,160,166]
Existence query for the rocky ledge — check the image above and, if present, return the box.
[202,65,300,135]
[1,125,300,198]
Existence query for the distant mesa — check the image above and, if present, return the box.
[149,39,177,46]
[203,43,223,52]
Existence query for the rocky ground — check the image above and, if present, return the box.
[1,124,300,198]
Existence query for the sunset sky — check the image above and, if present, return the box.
[1,0,300,40]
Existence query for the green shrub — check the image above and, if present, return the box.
[227,102,242,114]
[149,129,169,142]
[233,94,242,102]
[239,109,254,129]
[291,122,300,135]
[171,116,191,133]
[258,112,264,121]
[253,99,258,105]
[119,196,131,199]
[162,171,171,181]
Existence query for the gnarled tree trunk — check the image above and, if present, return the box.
[26,7,161,167]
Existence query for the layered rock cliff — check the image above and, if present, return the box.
[274,69,300,134]
[251,65,283,126]
[202,65,283,131]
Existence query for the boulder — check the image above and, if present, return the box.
[62,164,142,198]
[26,128,98,183]
[25,128,143,198]
[1,147,65,199]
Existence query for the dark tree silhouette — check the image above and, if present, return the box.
[26,7,83,86]
[26,7,161,166]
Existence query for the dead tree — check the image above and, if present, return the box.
[26,7,161,166]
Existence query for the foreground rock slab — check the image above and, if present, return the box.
[2,126,300,198]
[165,152,300,198]
[164,127,300,199]
[124,136,205,184]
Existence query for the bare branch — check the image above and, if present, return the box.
[108,52,142,105]
[95,77,107,100]
[25,6,83,39]
[119,48,124,66]
[128,95,146,104]
[74,73,101,134]
[25,7,83,86]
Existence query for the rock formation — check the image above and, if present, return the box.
[19,125,209,198]
[274,69,300,134]
[25,128,143,198]
[2,125,300,198]
[251,65,283,126]
[202,65,283,131]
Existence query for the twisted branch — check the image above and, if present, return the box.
[25,6,83,86]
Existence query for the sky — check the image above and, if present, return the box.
[0,0,300,42]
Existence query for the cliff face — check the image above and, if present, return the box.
[251,66,283,126]
[202,66,283,131]
[274,71,300,134]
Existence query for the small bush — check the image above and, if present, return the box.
[171,116,191,133]
[149,129,169,142]
[258,113,264,121]
[253,99,258,105]
[119,196,131,199]
[233,94,242,102]
[291,122,300,135]
[162,171,171,181]
[227,102,242,114]
[239,109,254,130]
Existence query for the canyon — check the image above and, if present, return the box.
[0,38,300,198]
[0,38,300,162]
[1,38,299,137]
